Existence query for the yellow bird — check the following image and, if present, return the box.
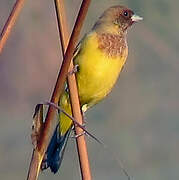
[42,5,142,173]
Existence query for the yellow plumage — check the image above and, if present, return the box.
[75,32,128,108]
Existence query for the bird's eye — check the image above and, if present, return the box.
[123,11,129,17]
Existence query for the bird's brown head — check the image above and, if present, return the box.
[93,5,143,35]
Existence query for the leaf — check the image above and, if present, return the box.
[31,104,44,149]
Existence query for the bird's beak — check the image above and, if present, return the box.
[131,14,143,22]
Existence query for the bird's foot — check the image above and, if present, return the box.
[71,122,86,138]
[68,64,79,75]
[82,112,87,124]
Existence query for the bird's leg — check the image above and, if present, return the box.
[68,64,79,75]
[72,113,87,139]
[71,109,87,139]
[82,110,87,125]
[71,119,86,139]
[81,104,88,125]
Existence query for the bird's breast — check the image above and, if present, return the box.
[74,32,128,107]
[98,32,127,58]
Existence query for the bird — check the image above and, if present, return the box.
[42,5,142,173]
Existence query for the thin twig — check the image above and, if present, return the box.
[54,0,92,179]
[44,102,104,145]
[0,0,25,54]
[27,0,91,179]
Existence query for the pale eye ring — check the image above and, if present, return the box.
[123,11,129,17]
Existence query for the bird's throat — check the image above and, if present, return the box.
[97,33,127,58]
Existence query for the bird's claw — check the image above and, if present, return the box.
[68,64,79,75]
[71,122,86,138]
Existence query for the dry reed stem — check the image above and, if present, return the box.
[0,0,25,54]
[55,1,92,179]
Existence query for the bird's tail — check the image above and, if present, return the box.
[42,92,73,173]
[41,125,72,173]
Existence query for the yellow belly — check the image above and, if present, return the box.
[74,32,128,108]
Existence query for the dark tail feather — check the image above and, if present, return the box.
[42,125,71,173]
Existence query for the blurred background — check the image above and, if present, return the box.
[0,0,179,179]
